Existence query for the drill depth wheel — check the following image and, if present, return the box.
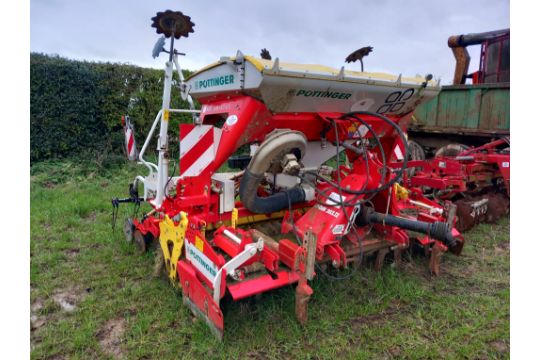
[123,218,134,243]
[133,229,148,254]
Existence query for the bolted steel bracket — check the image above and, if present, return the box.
[295,230,317,325]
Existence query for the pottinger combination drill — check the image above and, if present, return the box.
[114,11,464,339]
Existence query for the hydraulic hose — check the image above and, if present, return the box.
[240,169,306,214]
[357,207,457,247]
[239,130,308,214]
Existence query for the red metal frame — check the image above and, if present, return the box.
[398,139,510,199]
[131,94,464,338]
[477,33,510,84]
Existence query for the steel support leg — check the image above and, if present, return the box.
[295,275,313,325]
[429,242,444,276]
[374,248,389,272]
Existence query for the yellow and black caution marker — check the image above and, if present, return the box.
[231,208,238,229]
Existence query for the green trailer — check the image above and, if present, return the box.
[409,82,509,153]
[408,29,509,157]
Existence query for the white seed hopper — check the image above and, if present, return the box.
[185,51,441,116]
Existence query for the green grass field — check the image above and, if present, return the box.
[30,160,509,359]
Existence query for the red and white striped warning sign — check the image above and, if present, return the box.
[122,115,138,161]
[179,124,222,178]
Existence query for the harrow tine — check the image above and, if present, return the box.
[429,242,445,276]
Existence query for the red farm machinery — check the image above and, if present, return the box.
[112,11,509,339]
[405,29,510,231]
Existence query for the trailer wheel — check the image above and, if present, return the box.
[406,140,425,177]
[435,143,469,158]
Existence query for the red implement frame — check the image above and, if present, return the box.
[131,94,464,339]
[401,138,509,198]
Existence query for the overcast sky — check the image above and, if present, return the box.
[31,0,509,85]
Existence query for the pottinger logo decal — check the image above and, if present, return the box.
[195,74,235,89]
[376,88,415,114]
[295,89,352,100]
[185,241,218,282]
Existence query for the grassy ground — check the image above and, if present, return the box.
[30,160,509,359]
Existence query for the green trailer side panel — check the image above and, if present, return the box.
[437,88,481,129]
[414,95,438,126]
[478,87,510,132]
[411,83,509,135]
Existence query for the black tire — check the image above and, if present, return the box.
[406,140,425,177]
[435,143,469,158]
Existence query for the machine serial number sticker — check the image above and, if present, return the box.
[438,161,446,169]
[186,241,218,282]
[332,224,345,235]
[502,162,509,168]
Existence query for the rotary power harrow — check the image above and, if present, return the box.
[396,138,510,231]
[113,10,466,339]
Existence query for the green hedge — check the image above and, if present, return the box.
[30,53,196,162]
